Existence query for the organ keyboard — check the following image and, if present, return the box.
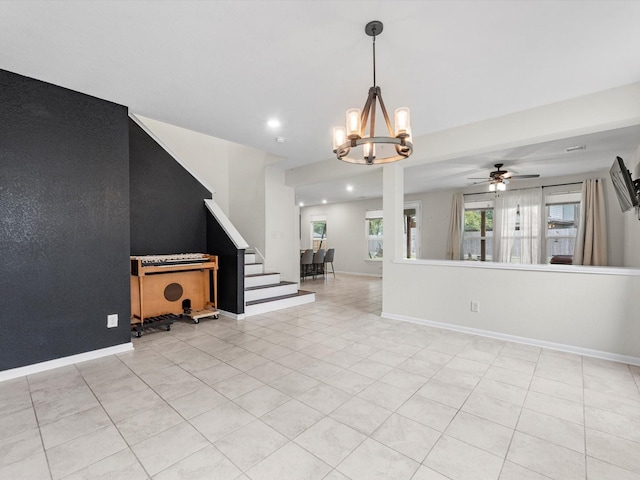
[132,253,210,267]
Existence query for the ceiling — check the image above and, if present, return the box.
[2,1,640,205]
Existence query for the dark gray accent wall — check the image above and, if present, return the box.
[0,70,131,371]
[207,214,245,314]
[129,120,210,255]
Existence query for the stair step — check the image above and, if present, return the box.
[245,281,296,291]
[245,272,281,288]
[245,281,299,302]
[245,253,256,264]
[244,263,263,275]
[246,290,314,306]
[244,290,316,316]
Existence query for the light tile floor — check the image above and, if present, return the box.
[2,274,640,479]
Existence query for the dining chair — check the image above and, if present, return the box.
[324,248,335,278]
[300,249,314,281]
[312,249,325,280]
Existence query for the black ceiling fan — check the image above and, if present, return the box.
[468,163,540,185]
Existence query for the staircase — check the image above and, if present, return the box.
[244,251,315,316]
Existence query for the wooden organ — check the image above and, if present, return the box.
[130,253,219,336]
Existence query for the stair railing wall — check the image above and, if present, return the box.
[206,199,249,315]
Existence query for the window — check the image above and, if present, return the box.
[310,216,327,251]
[463,200,494,261]
[366,210,383,259]
[365,204,420,260]
[545,193,581,262]
[462,190,582,264]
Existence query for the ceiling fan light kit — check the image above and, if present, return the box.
[333,21,413,166]
[469,163,541,192]
[489,181,507,192]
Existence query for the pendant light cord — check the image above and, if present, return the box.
[372,31,377,87]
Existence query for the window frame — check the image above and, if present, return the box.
[310,214,327,251]
[364,202,422,261]
[365,210,384,260]
[463,198,494,262]
[544,192,581,262]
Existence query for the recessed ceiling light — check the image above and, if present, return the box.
[346,184,354,192]
[322,199,327,204]
[299,202,304,207]
[267,118,281,128]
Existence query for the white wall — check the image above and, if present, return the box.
[623,213,640,267]
[228,144,266,255]
[405,190,454,260]
[136,115,231,214]
[383,261,640,360]
[623,148,640,267]
[265,164,299,282]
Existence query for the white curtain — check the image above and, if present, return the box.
[446,193,464,260]
[494,187,543,264]
[574,178,607,266]
[519,187,544,264]
[493,191,519,263]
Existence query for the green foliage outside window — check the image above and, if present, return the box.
[464,210,493,232]
[368,218,383,236]
[313,221,327,237]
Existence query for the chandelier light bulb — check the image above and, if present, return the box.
[346,109,361,138]
[363,142,375,160]
[489,183,496,192]
[394,107,411,136]
[333,127,346,151]
[497,182,506,191]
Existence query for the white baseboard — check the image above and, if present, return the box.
[219,310,246,321]
[0,342,135,383]
[381,312,640,367]
[337,271,383,278]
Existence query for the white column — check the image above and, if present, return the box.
[383,163,404,261]
[382,163,404,313]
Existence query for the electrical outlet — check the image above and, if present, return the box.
[107,314,118,328]
[470,301,480,313]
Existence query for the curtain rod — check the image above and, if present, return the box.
[464,181,584,196]
[542,181,585,188]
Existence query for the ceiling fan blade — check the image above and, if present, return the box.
[502,172,513,179]
[467,177,489,180]
[467,180,491,185]
[510,174,540,179]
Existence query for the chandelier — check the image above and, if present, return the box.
[332,21,413,165]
